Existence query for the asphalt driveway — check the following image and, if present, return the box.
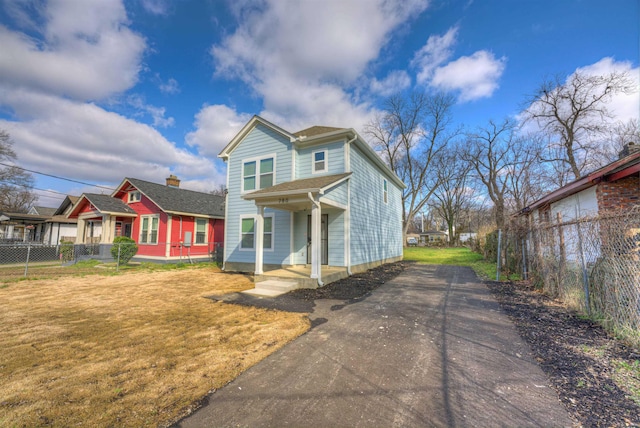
[175,264,573,427]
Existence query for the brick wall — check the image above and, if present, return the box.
[596,174,640,212]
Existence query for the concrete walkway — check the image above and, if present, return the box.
[175,264,573,427]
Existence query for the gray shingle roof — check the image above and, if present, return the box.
[126,178,225,217]
[32,206,57,216]
[84,194,137,215]
[244,173,351,198]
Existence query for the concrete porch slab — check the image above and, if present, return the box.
[242,279,299,297]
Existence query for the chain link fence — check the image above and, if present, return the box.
[506,207,640,345]
[0,241,224,280]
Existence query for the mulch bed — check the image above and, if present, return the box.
[211,261,406,313]
[486,279,640,427]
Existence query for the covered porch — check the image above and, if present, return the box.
[243,173,351,288]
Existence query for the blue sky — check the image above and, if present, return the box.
[0,0,638,208]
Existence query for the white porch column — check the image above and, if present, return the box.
[255,206,264,275]
[102,215,114,244]
[76,218,85,244]
[310,198,321,279]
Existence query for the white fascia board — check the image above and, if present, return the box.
[164,210,224,219]
[243,188,321,200]
[319,174,351,193]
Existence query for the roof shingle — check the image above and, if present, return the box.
[126,178,225,217]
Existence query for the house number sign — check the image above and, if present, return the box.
[278,198,289,204]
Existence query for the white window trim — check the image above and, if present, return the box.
[241,153,277,194]
[128,190,141,203]
[139,214,160,245]
[383,179,388,205]
[238,213,275,252]
[312,149,328,174]
[194,218,208,246]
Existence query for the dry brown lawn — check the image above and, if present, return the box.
[0,265,310,427]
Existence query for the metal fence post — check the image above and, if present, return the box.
[24,242,31,277]
[522,237,528,280]
[575,207,591,315]
[496,229,502,281]
[116,243,121,272]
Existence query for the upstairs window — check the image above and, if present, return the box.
[128,191,141,203]
[312,150,328,173]
[243,155,275,192]
[383,179,388,204]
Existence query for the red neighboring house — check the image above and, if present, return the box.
[67,176,225,262]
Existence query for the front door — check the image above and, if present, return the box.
[307,214,328,265]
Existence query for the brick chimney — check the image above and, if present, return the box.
[166,175,180,188]
[618,142,640,159]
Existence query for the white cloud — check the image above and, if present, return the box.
[211,0,428,131]
[0,0,145,101]
[575,57,640,124]
[159,77,180,94]
[186,105,253,158]
[370,70,412,97]
[412,26,458,85]
[141,0,169,15]
[0,89,225,188]
[430,51,506,101]
[411,26,506,102]
[127,94,175,128]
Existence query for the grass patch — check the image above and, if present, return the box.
[403,246,522,280]
[612,359,640,406]
[404,247,498,279]
[0,266,309,427]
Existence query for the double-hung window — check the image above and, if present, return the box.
[195,218,207,244]
[312,150,328,173]
[383,179,388,204]
[240,215,274,250]
[243,155,275,192]
[139,215,159,244]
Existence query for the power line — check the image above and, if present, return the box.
[0,180,75,197]
[0,161,115,190]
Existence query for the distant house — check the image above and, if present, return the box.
[420,230,448,244]
[218,115,405,287]
[67,176,225,261]
[0,212,49,242]
[40,196,79,245]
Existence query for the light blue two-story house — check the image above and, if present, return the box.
[219,115,404,287]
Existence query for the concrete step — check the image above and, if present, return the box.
[242,279,299,297]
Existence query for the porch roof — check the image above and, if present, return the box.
[243,173,351,200]
[70,194,137,217]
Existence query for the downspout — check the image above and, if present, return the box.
[307,192,324,287]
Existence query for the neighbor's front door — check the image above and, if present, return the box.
[307,214,328,265]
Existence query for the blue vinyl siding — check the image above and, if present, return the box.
[322,180,348,206]
[224,124,293,265]
[296,141,345,178]
[349,144,403,266]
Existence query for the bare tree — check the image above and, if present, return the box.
[209,184,227,197]
[522,70,636,179]
[0,130,37,212]
[365,91,459,240]
[604,118,640,162]
[462,119,517,231]
[505,134,546,212]
[429,145,473,245]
